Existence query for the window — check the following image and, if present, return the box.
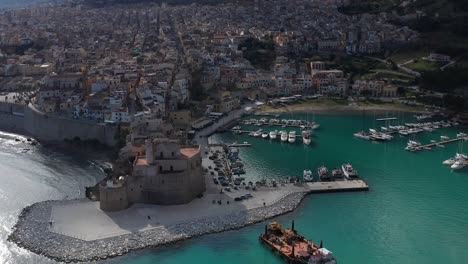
[159,166,162,172]
[170,166,173,172]
[160,152,163,158]
[171,152,175,157]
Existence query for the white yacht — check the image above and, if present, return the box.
[269,130,278,140]
[441,135,450,140]
[443,158,456,165]
[288,131,296,143]
[342,163,358,179]
[261,132,269,139]
[302,130,312,145]
[451,159,465,170]
[281,131,288,142]
[456,132,467,138]
[407,140,421,147]
[303,170,313,182]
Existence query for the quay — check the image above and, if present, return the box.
[305,179,369,193]
[241,121,318,129]
[227,142,252,147]
[413,136,468,152]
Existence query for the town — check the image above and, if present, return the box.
[1,0,468,263]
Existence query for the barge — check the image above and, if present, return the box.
[260,221,337,264]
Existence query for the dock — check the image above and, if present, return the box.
[227,143,252,147]
[230,129,304,138]
[304,179,369,193]
[241,121,319,129]
[376,117,398,121]
[412,136,467,152]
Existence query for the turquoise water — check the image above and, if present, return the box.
[112,112,468,264]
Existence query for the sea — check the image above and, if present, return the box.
[1,111,468,264]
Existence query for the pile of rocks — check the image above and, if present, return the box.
[8,191,308,262]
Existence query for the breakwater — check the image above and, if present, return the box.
[8,192,308,263]
[0,102,117,146]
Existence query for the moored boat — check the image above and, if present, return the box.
[281,131,288,142]
[260,222,337,264]
[332,168,343,179]
[317,166,331,181]
[303,170,313,182]
[288,131,296,143]
[341,163,358,179]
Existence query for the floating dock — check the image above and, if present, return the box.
[412,137,468,152]
[376,117,398,121]
[241,121,318,129]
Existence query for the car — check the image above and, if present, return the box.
[233,186,239,190]
[224,187,231,192]
[245,193,253,198]
[234,197,243,201]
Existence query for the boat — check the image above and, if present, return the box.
[436,144,445,148]
[317,166,331,181]
[262,132,269,139]
[456,132,467,138]
[302,130,312,145]
[443,158,456,165]
[341,163,358,179]
[253,129,263,137]
[430,140,437,143]
[332,168,343,179]
[281,131,288,142]
[353,131,370,140]
[288,131,296,143]
[269,130,278,140]
[451,159,465,170]
[441,135,450,140]
[260,222,337,264]
[408,140,421,146]
[303,170,313,182]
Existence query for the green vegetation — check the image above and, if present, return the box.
[405,60,442,72]
[238,37,276,70]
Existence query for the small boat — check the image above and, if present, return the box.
[441,135,450,140]
[317,166,331,181]
[303,170,313,182]
[253,129,263,137]
[332,168,343,179]
[269,130,278,140]
[430,140,437,143]
[443,158,456,165]
[436,144,445,148]
[302,130,312,145]
[261,132,269,139]
[288,131,296,143]
[281,131,288,142]
[456,132,467,138]
[354,131,370,140]
[342,163,358,179]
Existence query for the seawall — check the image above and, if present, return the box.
[0,102,118,146]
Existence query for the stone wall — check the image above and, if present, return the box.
[0,102,118,146]
[99,184,129,211]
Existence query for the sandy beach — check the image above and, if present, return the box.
[256,100,429,115]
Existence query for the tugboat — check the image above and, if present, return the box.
[317,166,331,181]
[260,221,337,264]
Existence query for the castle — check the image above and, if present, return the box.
[99,138,205,211]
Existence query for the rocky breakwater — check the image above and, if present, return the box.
[8,192,308,262]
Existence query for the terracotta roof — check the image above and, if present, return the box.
[180,147,199,158]
[135,157,148,166]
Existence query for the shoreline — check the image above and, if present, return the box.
[7,192,308,263]
[256,102,430,115]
